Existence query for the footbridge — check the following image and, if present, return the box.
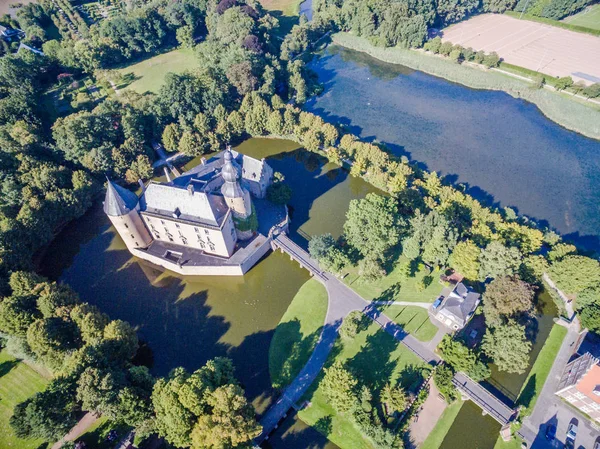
[271,233,328,282]
[452,372,519,430]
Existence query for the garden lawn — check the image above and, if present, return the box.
[516,324,568,415]
[117,48,199,94]
[0,351,50,449]
[419,401,463,449]
[269,279,329,389]
[563,4,600,31]
[298,318,430,449]
[376,305,438,342]
[75,416,132,449]
[344,255,443,303]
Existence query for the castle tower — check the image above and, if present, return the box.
[104,180,153,251]
[221,148,252,219]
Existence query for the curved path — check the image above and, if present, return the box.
[258,235,440,444]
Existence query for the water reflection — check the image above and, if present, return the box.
[307,45,600,251]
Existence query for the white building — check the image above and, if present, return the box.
[104,147,279,276]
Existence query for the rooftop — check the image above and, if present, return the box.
[557,352,600,392]
[104,181,139,217]
[436,282,480,326]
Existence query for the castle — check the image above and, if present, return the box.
[104,147,286,276]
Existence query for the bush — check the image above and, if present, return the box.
[267,183,292,205]
[340,311,365,339]
[582,83,600,99]
[434,364,458,403]
[555,76,574,91]
[533,74,546,89]
[449,49,462,64]
[483,52,500,68]
[439,41,453,56]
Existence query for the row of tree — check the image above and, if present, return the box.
[516,0,597,20]
[0,271,261,448]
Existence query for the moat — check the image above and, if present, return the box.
[40,45,600,449]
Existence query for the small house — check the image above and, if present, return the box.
[430,282,480,330]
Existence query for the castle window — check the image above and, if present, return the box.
[124,223,129,229]
[130,234,135,239]
[181,237,188,245]
[164,227,169,233]
[168,236,174,242]
[160,220,165,225]
[154,234,160,239]
[231,228,235,235]
[209,243,215,251]
[135,242,139,247]
[194,227,199,233]
[205,229,209,235]
[175,223,180,229]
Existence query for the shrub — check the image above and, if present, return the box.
[426,37,442,54]
[582,83,600,99]
[533,74,546,89]
[555,76,574,91]
[439,41,453,56]
[434,364,458,403]
[449,49,462,64]
[340,311,365,339]
[483,52,500,68]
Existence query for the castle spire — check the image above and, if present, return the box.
[103,178,139,217]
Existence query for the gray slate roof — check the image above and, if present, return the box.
[437,283,480,326]
[104,181,139,216]
[557,352,599,392]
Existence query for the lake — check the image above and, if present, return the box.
[306,45,600,251]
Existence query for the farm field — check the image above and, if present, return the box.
[0,351,50,449]
[441,13,600,85]
[117,47,198,94]
[563,4,600,31]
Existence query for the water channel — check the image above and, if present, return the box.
[306,45,600,252]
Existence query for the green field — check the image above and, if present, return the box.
[376,305,439,342]
[269,279,329,389]
[563,4,600,31]
[298,318,430,449]
[117,48,199,94]
[344,255,445,303]
[0,351,50,449]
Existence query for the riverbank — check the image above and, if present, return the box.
[330,33,600,141]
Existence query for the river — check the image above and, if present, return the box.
[306,45,600,251]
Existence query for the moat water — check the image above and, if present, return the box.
[40,45,597,448]
[306,45,600,252]
[41,138,376,449]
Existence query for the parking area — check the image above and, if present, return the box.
[441,13,600,85]
[530,399,600,449]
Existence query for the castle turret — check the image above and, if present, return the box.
[221,148,252,219]
[104,180,153,251]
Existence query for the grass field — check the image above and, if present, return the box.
[117,48,198,94]
[376,305,439,342]
[516,324,568,415]
[419,401,463,449]
[298,318,430,449]
[259,0,303,36]
[563,4,600,31]
[344,255,444,303]
[0,351,50,449]
[269,279,329,389]
[74,416,131,449]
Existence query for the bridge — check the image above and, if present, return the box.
[271,233,328,281]
[452,372,519,431]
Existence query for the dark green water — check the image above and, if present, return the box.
[307,45,600,251]
[40,138,378,448]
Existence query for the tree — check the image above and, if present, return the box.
[266,173,292,205]
[478,241,522,281]
[481,322,531,374]
[344,194,403,259]
[482,276,535,327]
[380,383,407,414]
[482,52,500,68]
[434,364,457,403]
[76,366,123,417]
[555,76,574,91]
[103,320,138,361]
[70,303,109,345]
[321,362,358,414]
[226,61,258,96]
[190,384,261,448]
[438,335,490,381]
[162,123,181,152]
[27,317,80,370]
[0,295,40,336]
[449,240,480,280]
[549,255,600,295]
[179,131,206,156]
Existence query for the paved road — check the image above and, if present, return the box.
[51,412,99,449]
[256,264,440,445]
[520,320,600,449]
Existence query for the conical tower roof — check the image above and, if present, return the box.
[104,179,139,216]
[221,148,245,198]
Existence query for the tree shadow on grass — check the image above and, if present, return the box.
[346,329,397,392]
[0,359,18,379]
[516,373,536,410]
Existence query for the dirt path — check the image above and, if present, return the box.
[51,412,99,449]
[407,379,447,447]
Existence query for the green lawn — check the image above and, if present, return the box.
[298,318,430,449]
[259,0,303,36]
[75,416,132,449]
[420,401,463,449]
[269,279,329,389]
[563,4,600,31]
[0,351,50,449]
[344,255,445,303]
[117,48,199,94]
[376,305,439,342]
[515,324,568,415]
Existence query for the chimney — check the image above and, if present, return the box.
[187,184,195,196]
[163,167,171,182]
[201,157,207,166]
[138,179,145,192]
